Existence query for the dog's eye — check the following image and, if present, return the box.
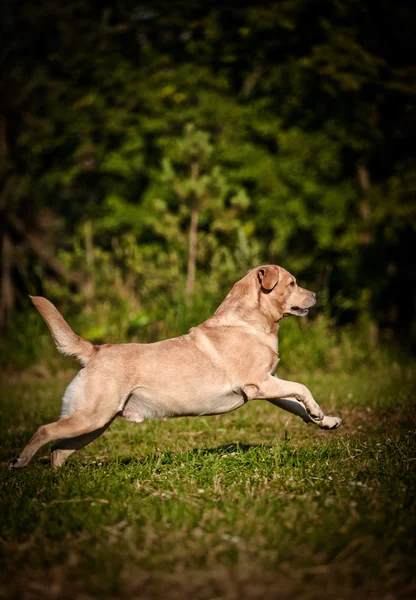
[290,281,295,287]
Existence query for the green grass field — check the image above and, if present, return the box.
[1,365,415,599]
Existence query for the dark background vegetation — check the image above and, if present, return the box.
[1,0,415,371]
[1,3,416,600]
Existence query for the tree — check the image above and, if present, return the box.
[0,0,415,345]
[158,124,249,304]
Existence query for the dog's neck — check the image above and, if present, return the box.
[212,278,282,337]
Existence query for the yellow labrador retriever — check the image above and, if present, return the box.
[9,265,341,469]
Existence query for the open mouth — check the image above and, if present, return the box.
[290,306,308,316]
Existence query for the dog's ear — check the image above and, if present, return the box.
[258,266,279,292]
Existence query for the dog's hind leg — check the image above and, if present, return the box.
[8,408,118,469]
[51,418,115,468]
[9,366,128,469]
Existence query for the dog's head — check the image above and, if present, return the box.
[256,265,316,320]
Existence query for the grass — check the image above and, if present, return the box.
[0,363,415,599]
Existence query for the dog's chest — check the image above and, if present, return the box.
[195,326,279,374]
[274,342,280,370]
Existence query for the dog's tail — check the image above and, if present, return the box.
[30,296,96,365]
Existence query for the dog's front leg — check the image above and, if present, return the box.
[244,376,341,430]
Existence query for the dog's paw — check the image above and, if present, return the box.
[307,407,325,422]
[319,416,342,430]
[8,457,23,470]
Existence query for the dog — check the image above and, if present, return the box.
[9,265,341,469]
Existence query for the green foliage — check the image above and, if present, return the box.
[1,0,415,358]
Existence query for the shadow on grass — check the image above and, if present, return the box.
[81,442,274,470]
[190,442,272,455]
